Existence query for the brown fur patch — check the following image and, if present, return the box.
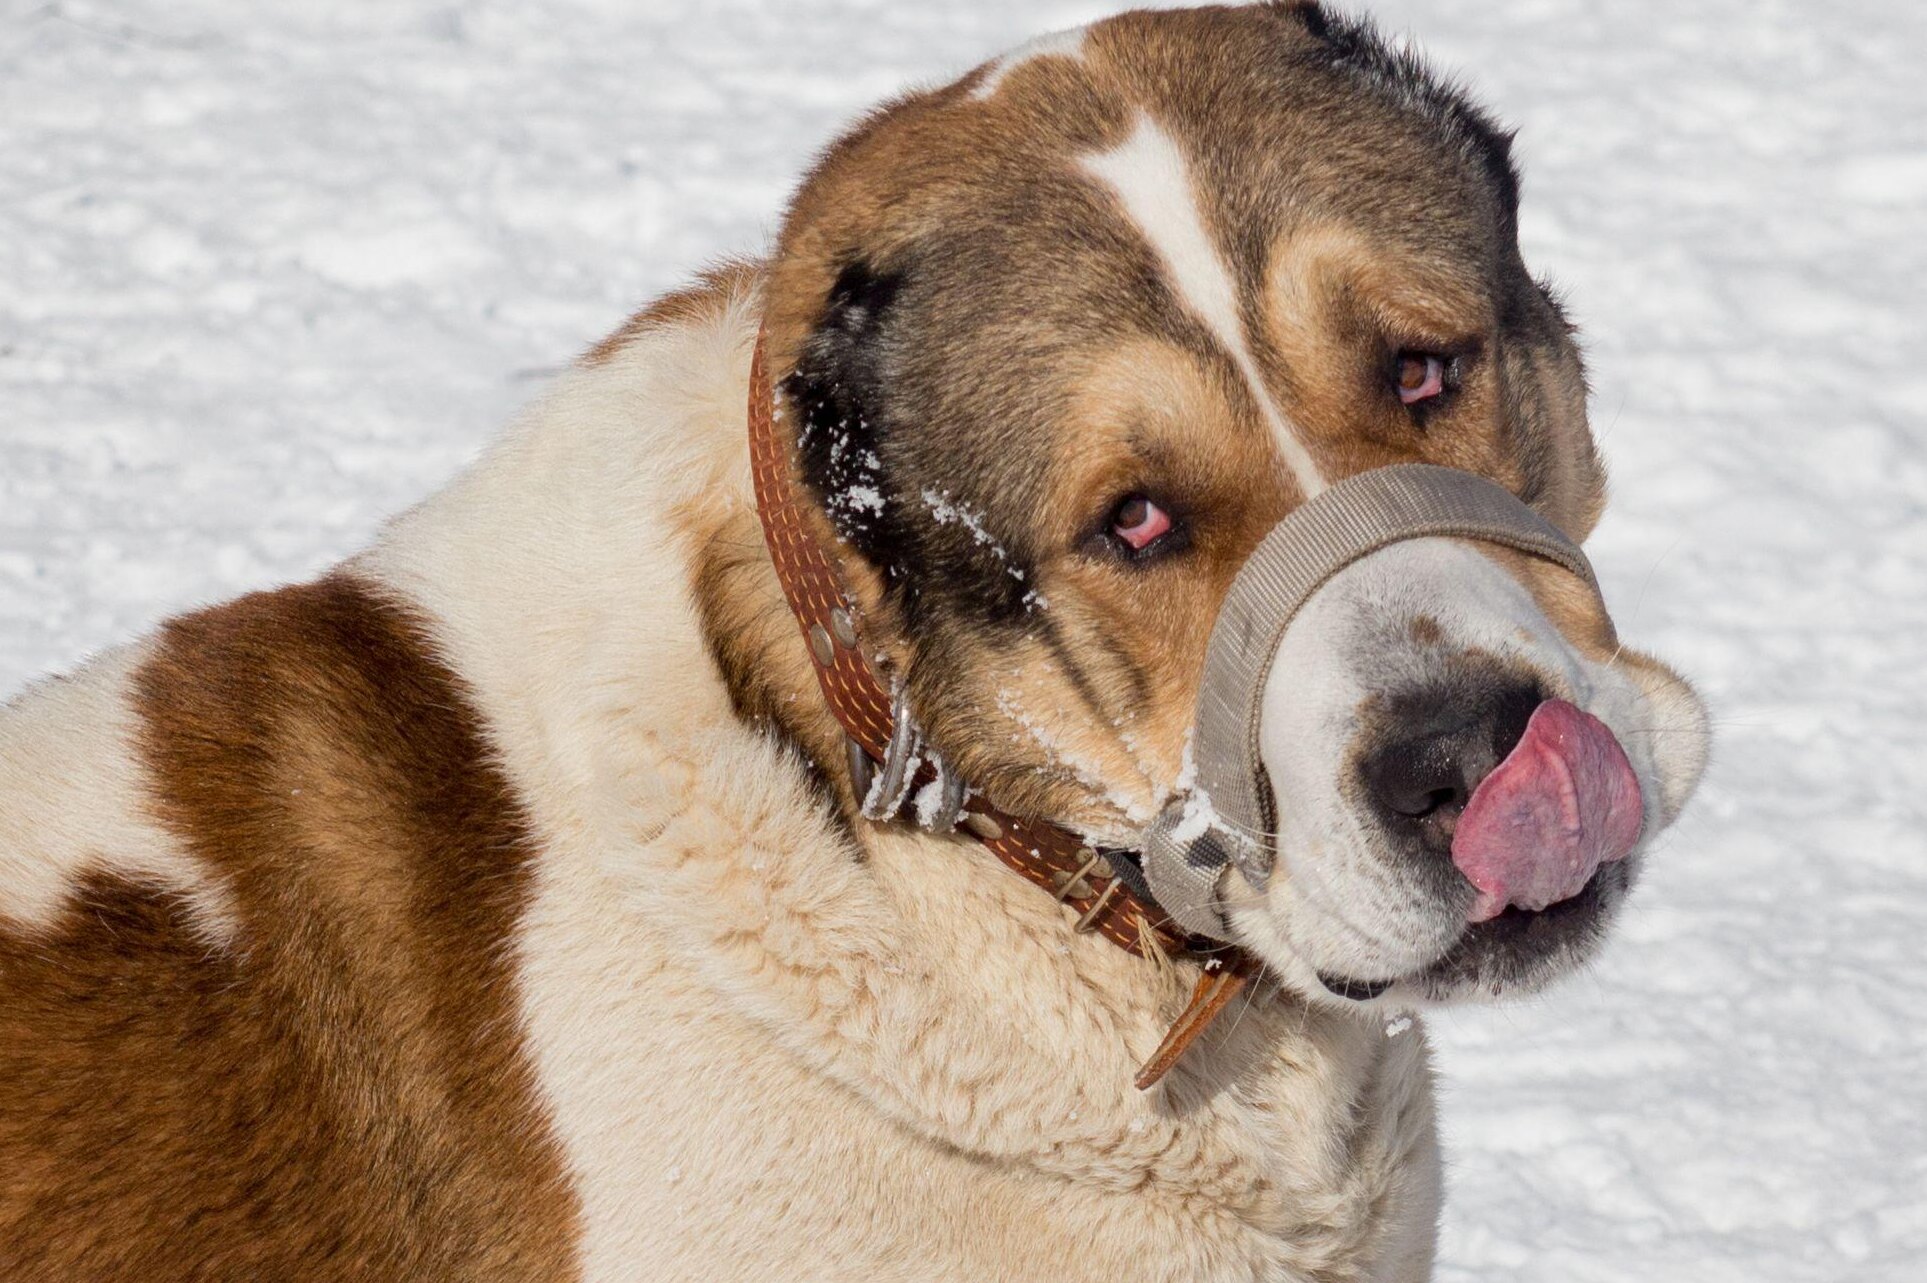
[686,500,866,833]
[0,576,578,1279]
[1477,542,1620,662]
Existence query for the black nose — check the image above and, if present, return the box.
[1361,681,1542,849]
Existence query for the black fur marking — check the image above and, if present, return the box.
[1087,624,1155,712]
[1035,613,1118,731]
[1495,260,1534,333]
[1316,972,1394,1001]
[1280,0,1335,45]
[1532,273,1578,335]
[786,260,906,568]
[783,257,1042,636]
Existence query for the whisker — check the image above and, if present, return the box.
[1602,533,1684,671]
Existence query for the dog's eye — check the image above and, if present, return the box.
[1110,495,1173,552]
[1394,351,1447,405]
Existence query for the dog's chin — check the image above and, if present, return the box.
[1400,857,1636,1004]
[1232,857,1640,1013]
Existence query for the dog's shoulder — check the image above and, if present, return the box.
[0,269,784,1276]
[0,574,581,1277]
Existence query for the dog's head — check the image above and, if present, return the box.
[760,3,1708,1006]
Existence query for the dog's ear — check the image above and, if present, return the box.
[783,258,910,578]
[1273,1,1335,42]
[1273,0,1522,236]
[779,256,1042,638]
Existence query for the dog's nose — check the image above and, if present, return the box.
[1361,681,1542,850]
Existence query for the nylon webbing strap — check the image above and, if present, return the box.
[1143,464,1599,940]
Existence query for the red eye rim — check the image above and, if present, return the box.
[1111,495,1173,552]
[1395,351,1448,405]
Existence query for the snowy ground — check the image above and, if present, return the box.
[4,0,1923,1276]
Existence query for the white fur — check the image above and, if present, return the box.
[970,26,1087,101]
[360,284,1441,1280]
[1080,114,1326,497]
[0,644,236,945]
[1237,538,1708,993]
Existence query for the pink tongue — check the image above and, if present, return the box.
[1451,699,1643,923]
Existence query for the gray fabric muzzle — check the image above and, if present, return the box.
[1140,463,1601,942]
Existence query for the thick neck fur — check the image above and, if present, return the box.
[355,266,1441,1279]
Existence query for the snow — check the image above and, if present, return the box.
[913,774,948,830]
[1168,784,1221,845]
[841,483,885,515]
[922,483,1048,607]
[921,486,1019,567]
[3,0,1923,1276]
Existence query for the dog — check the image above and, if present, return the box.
[0,5,1710,1279]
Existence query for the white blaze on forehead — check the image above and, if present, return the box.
[1080,113,1326,497]
[970,26,1087,101]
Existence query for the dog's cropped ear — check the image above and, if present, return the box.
[819,259,904,345]
[1271,0,1522,237]
[1273,0,1334,40]
[782,258,911,579]
[779,255,1042,634]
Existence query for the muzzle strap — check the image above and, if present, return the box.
[1143,464,1600,941]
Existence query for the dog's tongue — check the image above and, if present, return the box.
[1452,699,1643,923]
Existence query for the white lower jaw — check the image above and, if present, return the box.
[1223,843,1646,1011]
[1224,877,1441,1013]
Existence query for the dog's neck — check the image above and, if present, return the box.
[370,268,1265,1089]
[742,318,1281,1085]
[357,270,1438,1261]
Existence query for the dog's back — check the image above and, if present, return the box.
[0,581,577,1279]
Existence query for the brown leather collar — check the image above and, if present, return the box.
[745,327,1256,1090]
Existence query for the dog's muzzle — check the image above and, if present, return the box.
[1140,464,1601,941]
